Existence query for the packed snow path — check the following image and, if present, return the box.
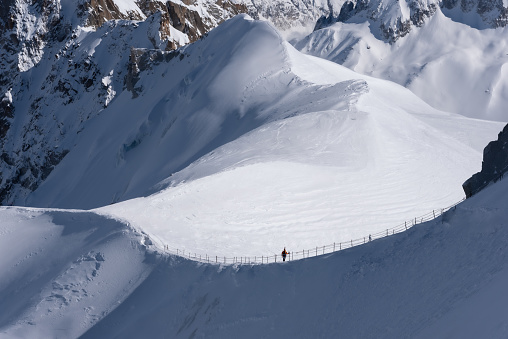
[156,197,465,264]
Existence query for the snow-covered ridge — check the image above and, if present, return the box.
[107,197,467,264]
[0,14,502,215]
[2,172,508,337]
[54,16,498,258]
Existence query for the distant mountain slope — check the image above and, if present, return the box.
[313,0,508,42]
[2,162,508,338]
[296,7,508,121]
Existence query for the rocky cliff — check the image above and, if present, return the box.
[463,123,508,198]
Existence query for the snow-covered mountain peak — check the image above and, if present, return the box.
[22,14,372,209]
[315,0,439,42]
[79,16,503,257]
[314,0,508,42]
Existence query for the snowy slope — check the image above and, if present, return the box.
[1,172,508,338]
[23,16,502,213]
[92,16,504,257]
[296,9,508,121]
[0,207,153,338]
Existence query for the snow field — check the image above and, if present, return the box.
[2,14,508,337]
[99,21,504,258]
[2,176,508,337]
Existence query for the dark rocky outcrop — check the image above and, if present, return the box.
[84,0,144,28]
[463,124,508,198]
[84,0,247,50]
[0,95,13,140]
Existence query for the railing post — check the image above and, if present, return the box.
[322,246,324,254]
[405,221,407,230]
[334,242,335,252]
[433,210,435,218]
[351,239,353,246]
[316,246,318,256]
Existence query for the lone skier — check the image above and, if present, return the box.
[281,248,289,262]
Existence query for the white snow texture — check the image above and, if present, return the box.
[1,7,508,339]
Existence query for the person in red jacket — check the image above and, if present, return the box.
[281,247,289,261]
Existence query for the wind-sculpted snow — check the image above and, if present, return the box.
[2,176,508,337]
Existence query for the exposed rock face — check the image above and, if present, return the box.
[241,0,328,31]
[0,91,13,137]
[84,0,145,28]
[463,124,508,198]
[84,0,247,49]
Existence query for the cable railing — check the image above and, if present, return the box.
[161,197,466,265]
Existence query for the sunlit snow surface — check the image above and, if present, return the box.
[2,14,508,338]
[92,17,503,258]
[1,175,508,338]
